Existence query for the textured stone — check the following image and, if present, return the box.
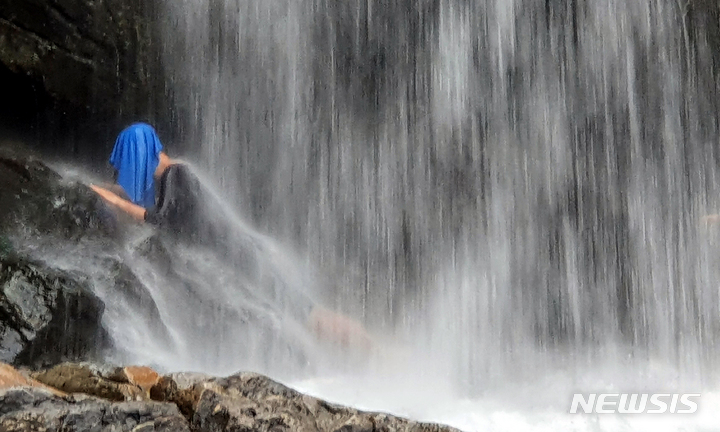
[0,258,108,366]
[32,363,144,402]
[4,362,457,432]
[0,0,161,116]
[0,148,116,240]
[0,149,177,369]
[0,387,190,432]
[157,372,459,432]
[123,366,160,394]
[149,374,208,420]
[0,363,65,397]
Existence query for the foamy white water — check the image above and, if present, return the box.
[293,372,720,431]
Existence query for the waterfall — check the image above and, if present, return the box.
[160,0,720,369]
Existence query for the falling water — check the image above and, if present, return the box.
[49,0,720,429]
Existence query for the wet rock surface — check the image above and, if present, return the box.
[0,257,108,366]
[0,148,113,366]
[0,148,291,372]
[0,148,115,239]
[1,362,458,432]
[0,0,160,115]
[190,373,457,432]
[0,387,189,432]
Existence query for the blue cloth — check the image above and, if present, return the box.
[109,123,163,209]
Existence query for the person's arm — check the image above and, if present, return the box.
[102,183,130,199]
[90,185,146,222]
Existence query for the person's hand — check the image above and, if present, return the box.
[308,307,373,352]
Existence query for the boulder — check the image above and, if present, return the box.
[0,148,177,368]
[30,363,164,401]
[97,256,176,351]
[123,366,161,394]
[0,387,190,432]
[2,362,457,432]
[151,372,459,432]
[0,149,137,367]
[0,147,116,240]
[0,363,65,397]
[0,257,109,367]
[149,374,205,420]
[31,363,144,402]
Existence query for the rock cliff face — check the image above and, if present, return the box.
[0,147,314,373]
[0,0,153,111]
[0,0,168,163]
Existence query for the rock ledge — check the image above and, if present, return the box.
[1,362,459,432]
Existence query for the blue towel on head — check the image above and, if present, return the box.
[109,123,163,209]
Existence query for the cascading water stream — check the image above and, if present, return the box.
[161,0,720,355]
[33,0,720,430]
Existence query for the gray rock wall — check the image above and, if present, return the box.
[0,0,169,164]
[0,0,159,114]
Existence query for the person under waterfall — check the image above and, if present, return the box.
[90,122,372,351]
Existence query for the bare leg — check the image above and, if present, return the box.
[307,306,373,351]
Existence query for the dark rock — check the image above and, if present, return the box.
[0,258,109,367]
[0,235,12,259]
[0,0,173,166]
[0,149,115,367]
[100,256,175,349]
[0,0,161,117]
[0,147,116,240]
[0,387,190,432]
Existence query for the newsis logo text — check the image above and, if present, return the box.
[569,394,700,414]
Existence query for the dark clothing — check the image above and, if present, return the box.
[145,164,202,237]
[144,164,228,251]
[143,163,315,321]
